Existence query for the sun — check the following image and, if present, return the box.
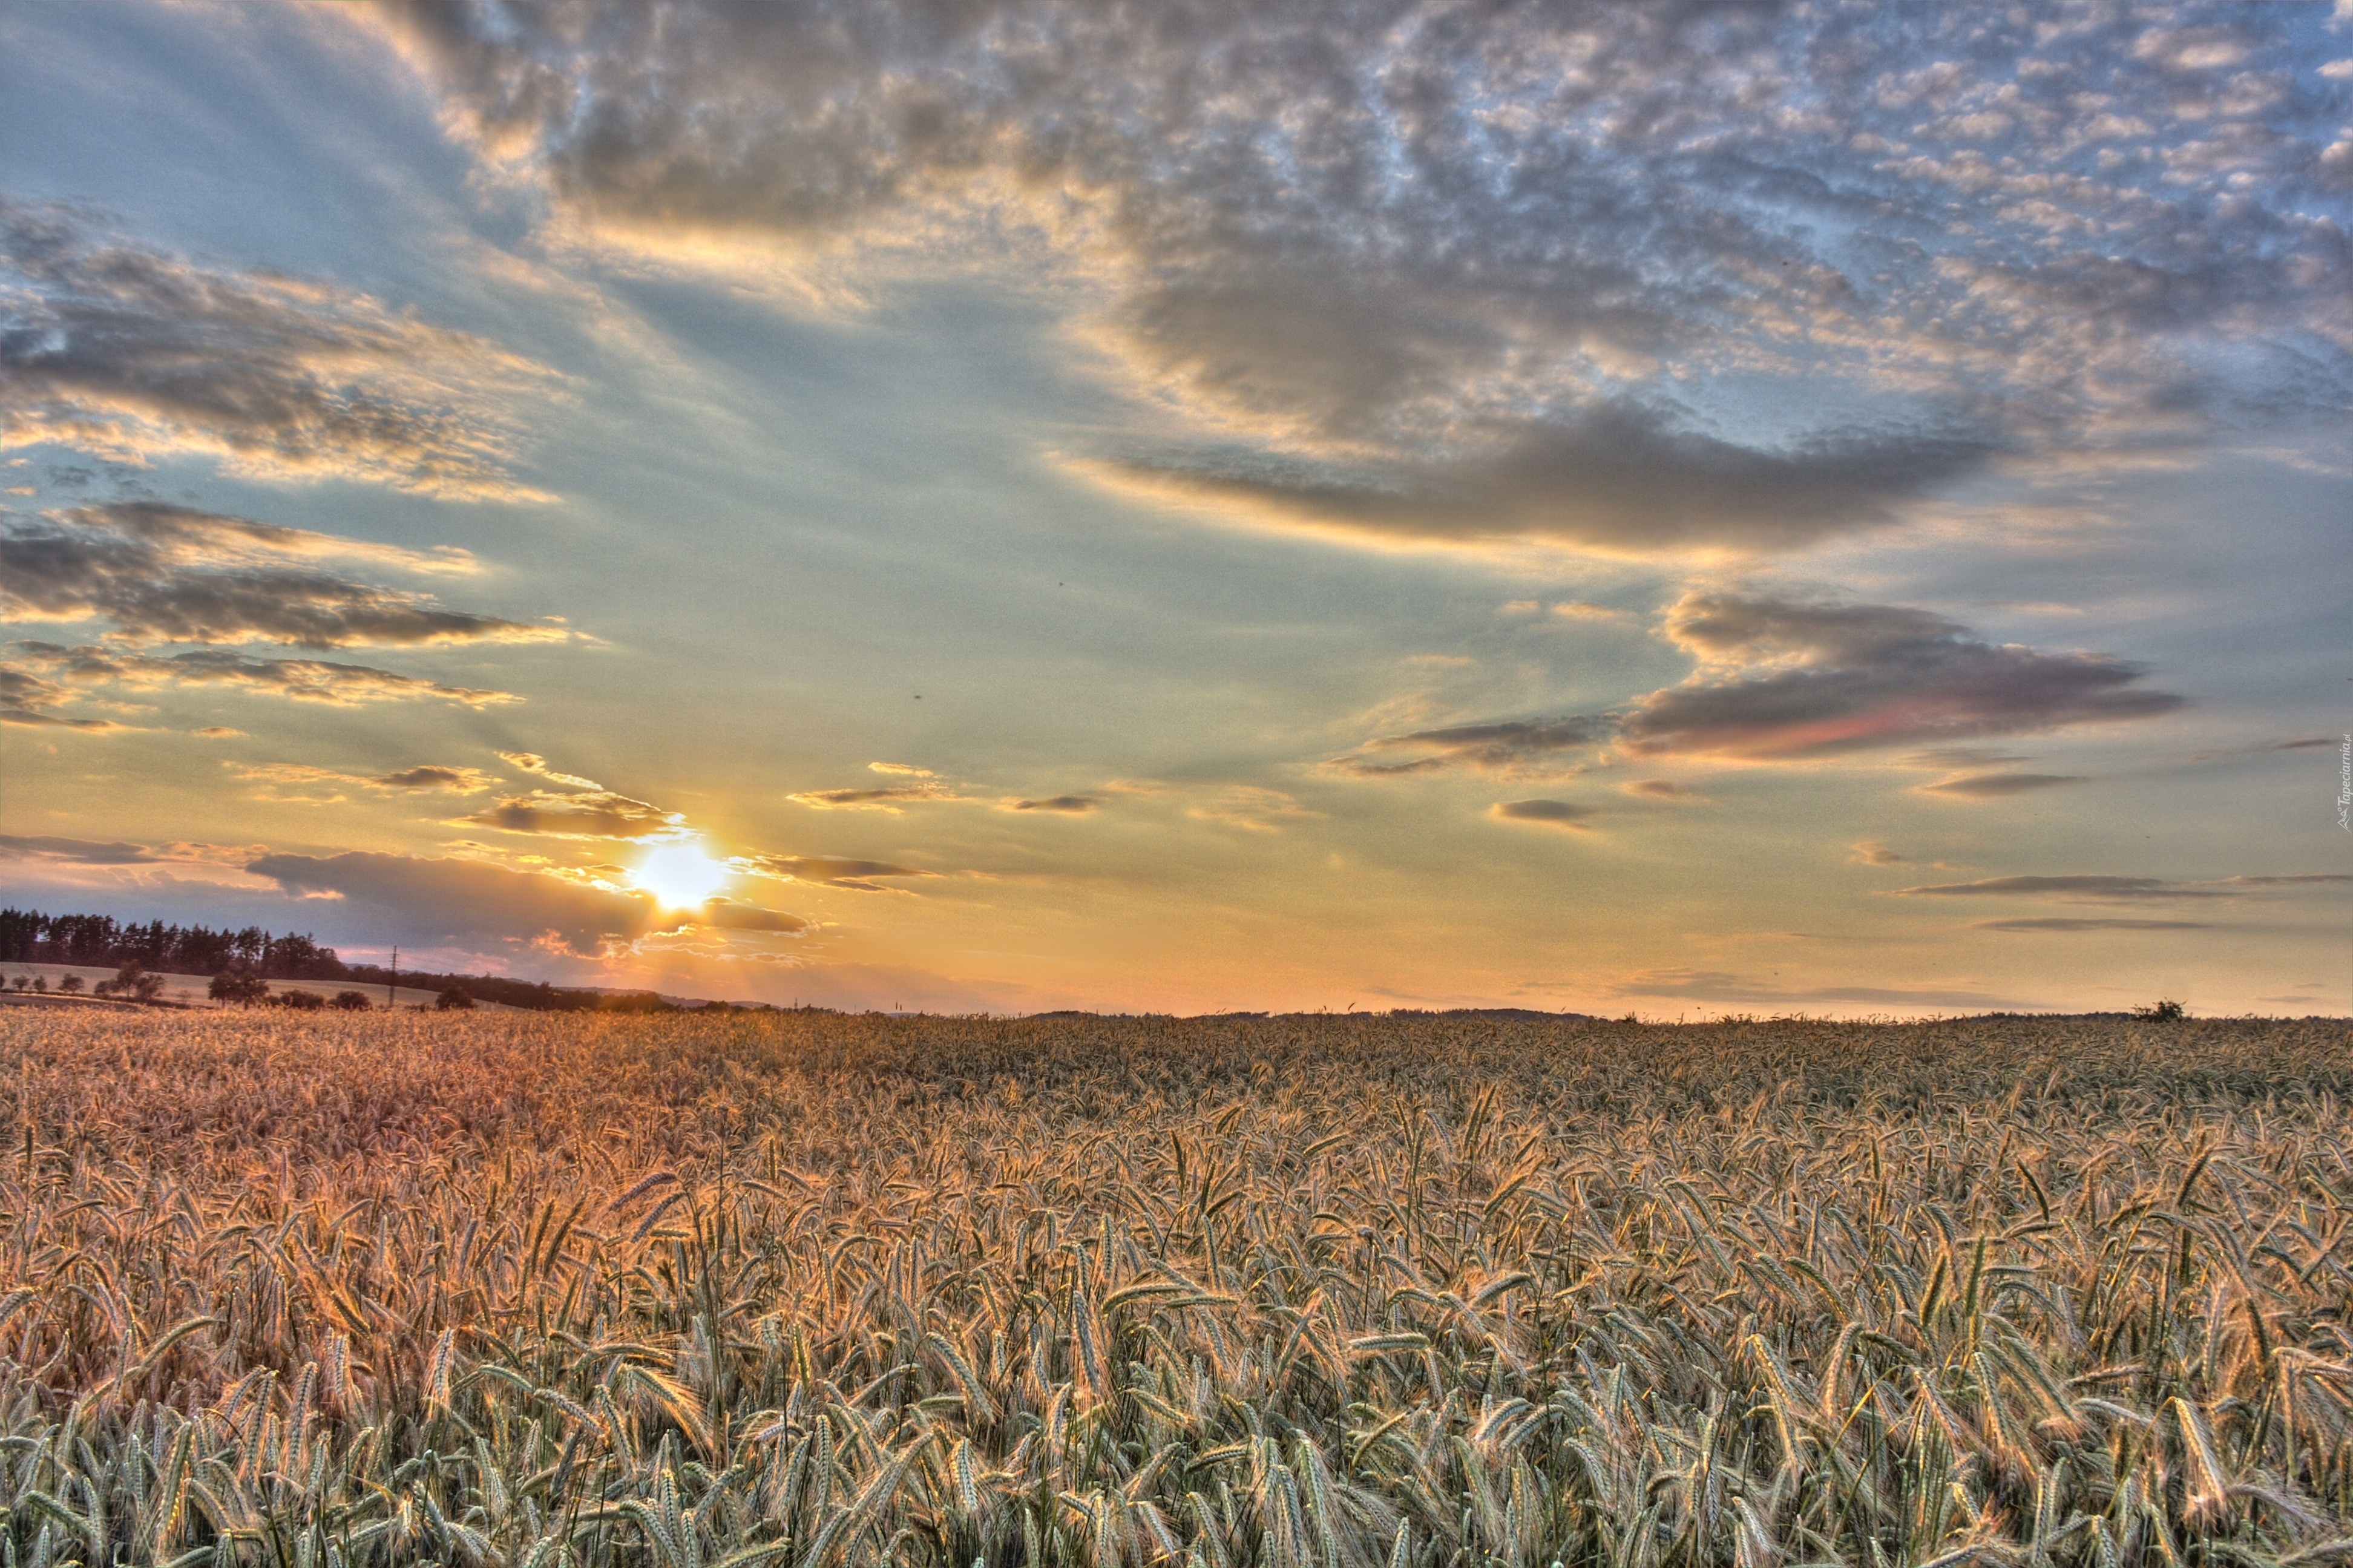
[632,839,730,910]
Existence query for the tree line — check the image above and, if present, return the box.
[0,907,681,1012]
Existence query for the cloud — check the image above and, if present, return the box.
[1897,874,2234,902]
[373,764,497,793]
[1186,786,1316,833]
[1606,967,2042,1011]
[0,660,130,730]
[1,834,166,865]
[228,761,497,796]
[246,851,657,954]
[2187,736,2340,761]
[461,788,683,839]
[1974,917,2213,931]
[1,503,559,649]
[1618,594,2184,759]
[1554,602,1631,622]
[1,835,265,869]
[1849,842,1909,867]
[1489,799,1595,830]
[700,899,809,934]
[1622,779,1705,801]
[3,641,516,707]
[787,783,966,811]
[1917,772,2088,798]
[360,3,2347,554]
[1096,418,1992,554]
[2216,873,2353,887]
[497,752,603,789]
[738,854,934,893]
[1327,717,1603,778]
[1,200,556,497]
[1005,795,1095,813]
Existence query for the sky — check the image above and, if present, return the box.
[2,0,2347,1017]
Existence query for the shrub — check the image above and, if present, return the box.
[436,985,476,1011]
[272,988,326,1011]
[2135,998,2187,1022]
[330,989,373,1011]
[57,973,82,994]
[209,967,269,1006]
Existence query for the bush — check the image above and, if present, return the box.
[209,967,269,1006]
[57,974,82,994]
[330,990,373,1011]
[272,989,326,1011]
[2136,999,2187,1022]
[106,962,164,1003]
[436,985,476,1011]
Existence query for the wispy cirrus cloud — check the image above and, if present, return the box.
[1004,795,1096,814]
[363,1,2347,553]
[1,503,559,649]
[229,761,497,797]
[460,788,683,840]
[737,855,936,893]
[1974,917,2212,932]
[0,834,261,868]
[1,640,517,712]
[1917,772,2088,799]
[1325,718,1603,778]
[787,783,966,812]
[1899,874,2231,902]
[1,199,557,498]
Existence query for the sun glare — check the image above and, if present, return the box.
[632,840,729,910]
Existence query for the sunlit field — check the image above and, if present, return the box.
[2,1009,2349,1568]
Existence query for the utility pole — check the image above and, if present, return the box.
[388,945,398,1010]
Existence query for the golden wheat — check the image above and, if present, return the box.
[0,1009,2346,1567]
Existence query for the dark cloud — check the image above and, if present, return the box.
[1974,917,2212,931]
[1,503,556,649]
[229,761,497,795]
[0,660,127,730]
[363,2,2347,552]
[3,641,516,707]
[738,855,934,893]
[2187,736,2339,761]
[1898,874,2234,902]
[1489,799,1594,830]
[700,900,808,934]
[787,783,966,811]
[1327,717,1603,778]
[1,200,553,497]
[1101,417,1992,553]
[246,851,656,954]
[1,835,256,867]
[1623,779,1705,801]
[1618,594,2184,759]
[461,789,681,839]
[1,834,161,865]
[1005,795,1096,813]
[1606,967,2043,1011]
[2218,874,2352,887]
[1917,772,2088,798]
[373,765,496,793]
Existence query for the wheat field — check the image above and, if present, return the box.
[1,1009,2348,1568]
